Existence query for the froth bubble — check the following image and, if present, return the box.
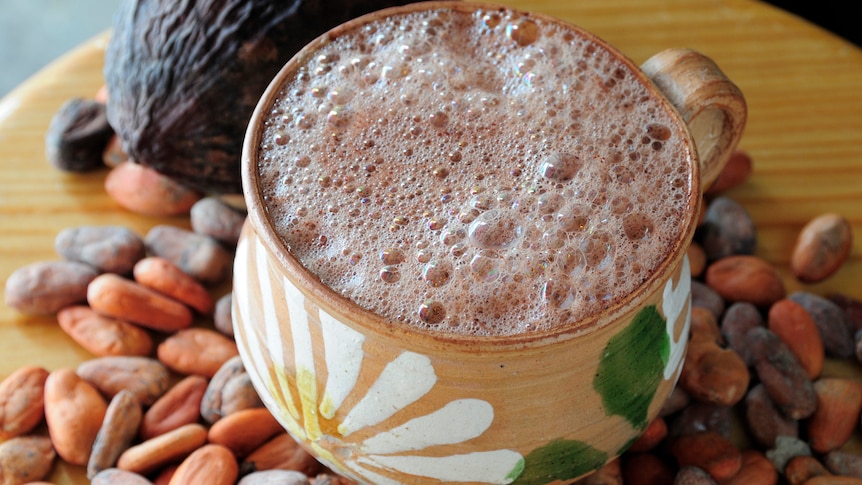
[295,113,314,129]
[317,53,339,64]
[458,208,480,224]
[516,58,536,76]
[581,232,614,268]
[451,242,468,257]
[363,63,380,84]
[416,249,433,264]
[381,64,409,80]
[428,218,445,231]
[523,253,551,277]
[646,123,672,141]
[537,193,564,214]
[433,166,450,178]
[542,230,566,251]
[623,212,654,240]
[381,248,405,265]
[350,56,370,70]
[327,106,351,128]
[328,87,354,104]
[422,260,452,287]
[380,265,401,283]
[470,251,502,282]
[506,18,540,46]
[610,196,633,215]
[542,278,574,309]
[429,111,449,128]
[556,247,585,275]
[441,227,466,246]
[418,300,446,324]
[468,198,493,214]
[468,209,523,251]
[481,12,502,29]
[610,165,634,184]
[539,152,581,182]
[495,189,512,204]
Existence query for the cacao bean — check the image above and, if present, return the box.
[698,196,756,260]
[705,255,785,307]
[88,389,143,478]
[747,327,817,420]
[0,435,56,484]
[190,196,247,247]
[157,327,239,378]
[54,225,145,274]
[0,366,49,440]
[788,291,854,359]
[4,260,98,315]
[790,213,853,284]
[105,161,202,217]
[77,356,170,406]
[44,368,108,465]
[144,225,232,286]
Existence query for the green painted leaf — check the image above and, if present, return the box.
[511,439,607,485]
[593,305,668,430]
[506,458,526,482]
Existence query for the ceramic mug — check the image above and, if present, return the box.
[232,2,746,483]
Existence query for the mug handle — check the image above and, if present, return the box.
[641,49,748,189]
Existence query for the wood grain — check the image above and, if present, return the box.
[1,1,861,482]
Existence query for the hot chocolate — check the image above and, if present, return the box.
[255,5,695,336]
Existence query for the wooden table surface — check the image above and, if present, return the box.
[2,0,861,482]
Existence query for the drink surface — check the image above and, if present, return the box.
[256,5,695,337]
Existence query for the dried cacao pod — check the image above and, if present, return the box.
[104,0,414,194]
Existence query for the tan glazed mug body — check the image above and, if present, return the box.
[233,2,747,484]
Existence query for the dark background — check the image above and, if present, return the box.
[763,1,860,47]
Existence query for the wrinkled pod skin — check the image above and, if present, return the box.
[104,0,415,194]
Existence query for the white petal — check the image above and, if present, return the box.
[234,237,302,433]
[255,239,286,375]
[344,462,403,485]
[232,238,270,395]
[319,310,366,419]
[232,238,253,351]
[361,399,493,454]
[663,255,691,380]
[281,271,322,439]
[254,239,301,413]
[338,352,435,436]
[359,449,525,484]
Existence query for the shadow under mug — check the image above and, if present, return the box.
[232,2,746,483]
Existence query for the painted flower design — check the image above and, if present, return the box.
[593,255,692,430]
[662,254,692,381]
[233,235,525,485]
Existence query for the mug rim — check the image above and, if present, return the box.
[240,0,702,349]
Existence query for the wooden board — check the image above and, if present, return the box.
[1,0,861,482]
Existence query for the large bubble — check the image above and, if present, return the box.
[468,209,523,251]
